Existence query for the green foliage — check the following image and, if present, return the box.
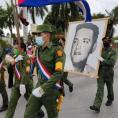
[112,37,118,41]
[105,6,118,38]
[0,39,12,48]
[92,13,106,19]
[27,6,48,24]
[44,2,83,32]
[111,6,118,25]
[0,29,4,36]
[0,7,7,28]
[0,2,14,36]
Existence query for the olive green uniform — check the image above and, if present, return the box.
[24,42,65,118]
[5,52,33,118]
[52,39,73,92]
[62,72,73,89]
[93,47,117,109]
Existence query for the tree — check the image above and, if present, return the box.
[44,2,83,32]
[111,6,118,25]
[106,6,118,38]
[0,7,7,29]
[0,28,4,36]
[0,2,15,36]
[27,7,48,24]
[92,13,106,19]
[4,2,15,36]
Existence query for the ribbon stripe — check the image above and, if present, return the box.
[36,57,61,89]
[15,65,21,80]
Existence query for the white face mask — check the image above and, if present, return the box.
[35,36,45,46]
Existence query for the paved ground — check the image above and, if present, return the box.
[0,61,118,118]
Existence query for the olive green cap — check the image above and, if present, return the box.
[36,24,53,33]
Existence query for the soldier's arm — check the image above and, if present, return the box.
[20,55,31,84]
[41,47,65,92]
[103,50,117,66]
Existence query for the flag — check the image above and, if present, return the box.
[18,0,91,22]
[18,0,81,7]
[75,0,91,22]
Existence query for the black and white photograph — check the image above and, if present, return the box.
[64,18,109,76]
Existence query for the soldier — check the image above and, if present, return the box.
[24,24,65,118]
[5,42,33,118]
[55,33,73,93]
[0,45,8,112]
[62,72,73,93]
[90,37,117,112]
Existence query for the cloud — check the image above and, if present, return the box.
[87,0,118,14]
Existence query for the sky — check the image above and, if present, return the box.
[0,0,118,36]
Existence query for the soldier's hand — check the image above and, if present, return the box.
[19,84,26,96]
[32,87,44,98]
[15,55,23,62]
[97,55,104,62]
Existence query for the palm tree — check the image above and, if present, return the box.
[44,2,83,32]
[27,6,48,24]
[106,6,118,37]
[111,6,118,25]
[0,2,15,36]
[4,2,15,36]
[0,7,7,29]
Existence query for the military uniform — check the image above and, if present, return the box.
[52,35,73,93]
[5,51,33,118]
[62,72,73,93]
[0,47,8,112]
[24,24,65,118]
[90,46,117,111]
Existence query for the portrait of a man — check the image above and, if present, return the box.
[71,23,99,72]
[64,18,109,75]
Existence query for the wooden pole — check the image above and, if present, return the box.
[23,7,28,43]
[11,0,21,48]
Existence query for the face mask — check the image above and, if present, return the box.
[103,42,110,48]
[35,36,45,46]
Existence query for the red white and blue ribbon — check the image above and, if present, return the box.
[36,57,61,89]
[15,65,21,80]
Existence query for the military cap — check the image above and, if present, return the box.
[36,24,53,33]
[31,24,37,34]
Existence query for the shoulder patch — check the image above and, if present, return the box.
[55,61,63,71]
[56,50,63,57]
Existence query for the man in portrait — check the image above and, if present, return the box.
[71,23,99,72]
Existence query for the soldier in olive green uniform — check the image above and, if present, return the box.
[24,24,65,118]
[0,46,8,112]
[54,31,73,93]
[90,37,117,112]
[5,43,33,118]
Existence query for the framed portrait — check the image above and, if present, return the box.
[64,18,109,77]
